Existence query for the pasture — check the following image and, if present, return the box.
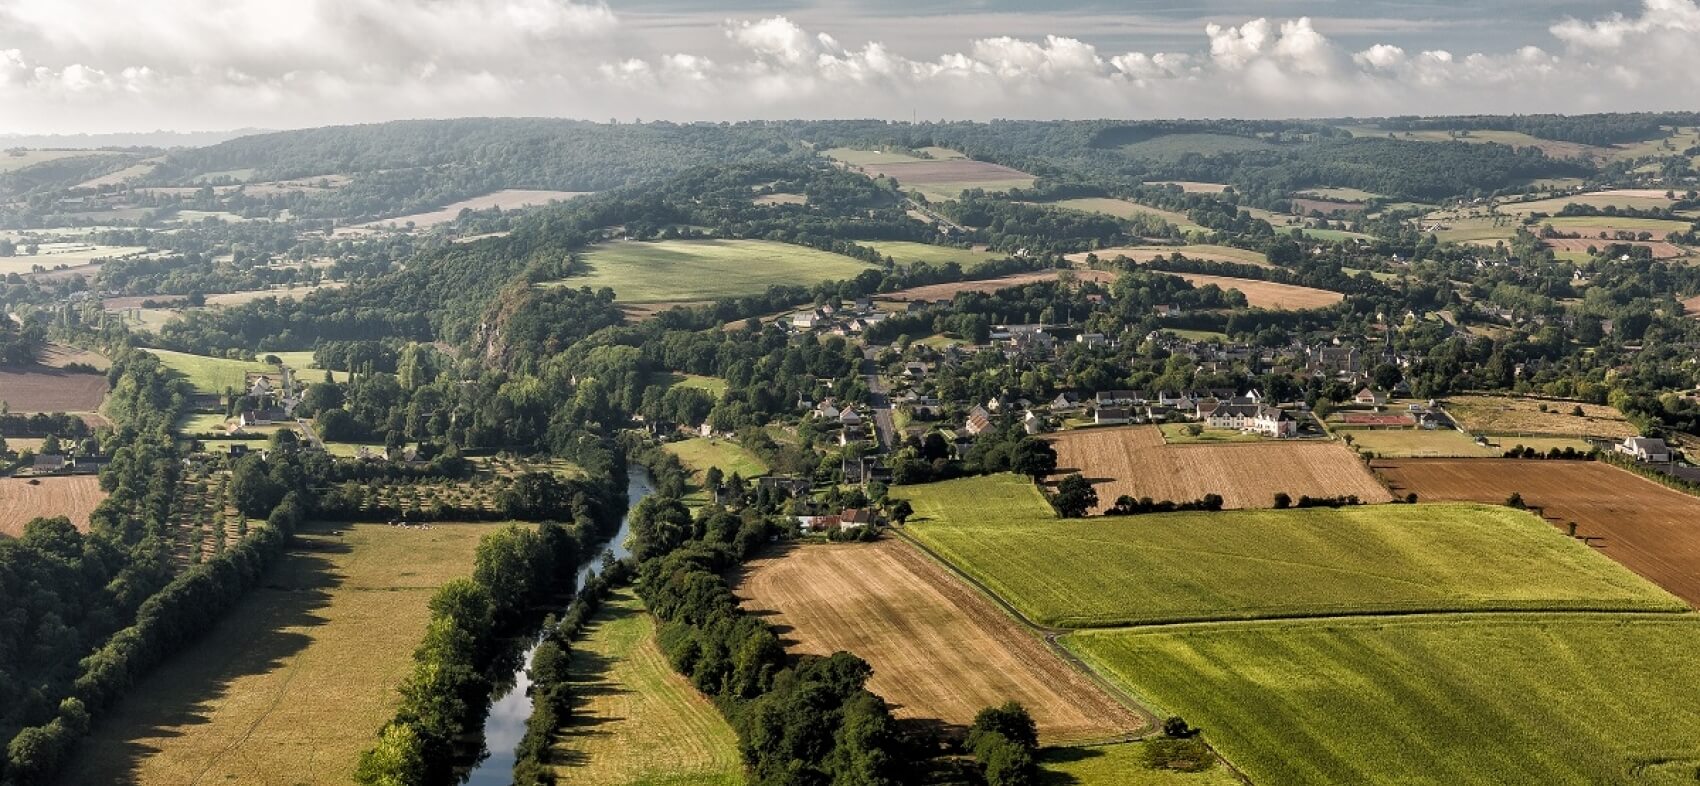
[1071,244,1270,268]
[557,239,873,302]
[1038,743,1239,786]
[1048,425,1389,512]
[203,281,346,307]
[899,474,1677,628]
[662,437,768,483]
[144,348,278,394]
[0,476,107,537]
[1335,428,1587,458]
[59,521,507,785]
[1375,458,1700,607]
[1504,189,1681,215]
[1442,395,1638,439]
[861,240,1007,268]
[554,589,743,786]
[1345,127,1609,160]
[1065,614,1700,786]
[0,148,123,173]
[0,244,147,276]
[0,366,107,412]
[1545,237,1686,259]
[1167,273,1343,310]
[649,371,728,398]
[735,540,1143,743]
[1040,198,1204,233]
[1540,215,1692,237]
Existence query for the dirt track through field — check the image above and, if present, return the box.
[735,539,1145,744]
[1374,459,1700,607]
[1049,426,1392,512]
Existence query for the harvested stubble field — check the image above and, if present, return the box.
[555,589,743,786]
[834,151,1035,201]
[61,521,509,785]
[1065,614,1700,786]
[0,475,107,537]
[1545,237,1687,258]
[861,240,1007,268]
[1442,395,1638,439]
[1375,458,1700,607]
[358,189,590,229]
[558,239,873,302]
[0,365,107,412]
[900,475,1677,628]
[1039,198,1204,232]
[1168,272,1343,310]
[877,269,1115,303]
[1048,425,1390,512]
[1068,244,1271,268]
[735,539,1144,744]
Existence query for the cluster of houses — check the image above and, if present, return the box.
[1080,388,1298,437]
[235,370,299,427]
[812,399,870,446]
[788,298,892,336]
[21,452,109,476]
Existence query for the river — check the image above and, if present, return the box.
[461,464,654,786]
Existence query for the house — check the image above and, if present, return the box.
[1155,304,1181,318]
[840,508,876,529]
[964,410,993,436]
[31,454,68,473]
[815,400,841,420]
[1619,437,1672,463]
[239,407,287,427]
[1095,406,1131,425]
[758,475,814,498]
[1023,410,1044,435]
[1096,390,1146,408]
[839,408,864,428]
[1076,333,1108,349]
[1353,387,1389,407]
[1050,392,1083,413]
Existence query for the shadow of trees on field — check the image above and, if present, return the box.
[56,525,344,783]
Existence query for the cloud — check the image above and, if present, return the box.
[0,0,1698,132]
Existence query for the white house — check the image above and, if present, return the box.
[1618,437,1672,463]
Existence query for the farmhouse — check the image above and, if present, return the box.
[1619,437,1673,463]
[1354,387,1389,406]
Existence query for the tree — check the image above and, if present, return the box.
[1273,492,1292,509]
[1052,474,1097,518]
[971,702,1039,751]
[1506,491,1526,509]
[888,499,913,526]
[1010,438,1057,480]
[704,466,724,494]
[231,454,283,517]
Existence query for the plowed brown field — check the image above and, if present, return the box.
[1049,426,1392,512]
[0,366,107,412]
[734,539,1144,744]
[0,475,106,536]
[1374,459,1700,607]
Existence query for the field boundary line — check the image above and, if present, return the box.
[887,531,1156,737]
[1065,607,1700,636]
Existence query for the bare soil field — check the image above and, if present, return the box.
[355,189,591,230]
[0,366,108,412]
[735,539,1144,744]
[1544,238,1686,258]
[38,342,109,370]
[1145,181,1230,193]
[1442,395,1637,439]
[1374,459,1700,606]
[1048,426,1391,512]
[0,475,107,537]
[877,269,1116,302]
[1169,273,1343,310]
[1069,244,1271,268]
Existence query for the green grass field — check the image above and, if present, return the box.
[1157,423,1266,444]
[145,347,278,393]
[1066,614,1700,786]
[263,350,351,382]
[1539,215,1693,235]
[1337,428,1499,458]
[1038,742,1240,785]
[862,240,1007,268]
[663,437,768,482]
[557,239,873,302]
[58,521,507,786]
[900,474,1682,628]
[650,372,729,399]
[1042,198,1205,233]
[823,147,929,166]
[555,589,744,786]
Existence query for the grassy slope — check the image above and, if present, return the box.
[144,347,277,394]
[561,240,872,302]
[650,372,729,399]
[900,475,1683,627]
[1043,198,1204,233]
[555,589,744,786]
[663,437,768,482]
[1066,614,1700,786]
[59,522,506,785]
[1038,743,1241,786]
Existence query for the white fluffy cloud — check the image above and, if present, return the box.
[0,0,1698,132]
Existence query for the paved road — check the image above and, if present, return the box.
[904,198,967,235]
[861,346,898,453]
[296,418,327,451]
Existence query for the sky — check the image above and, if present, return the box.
[1,0,1697,134]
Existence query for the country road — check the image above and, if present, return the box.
[861,346,898,453]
